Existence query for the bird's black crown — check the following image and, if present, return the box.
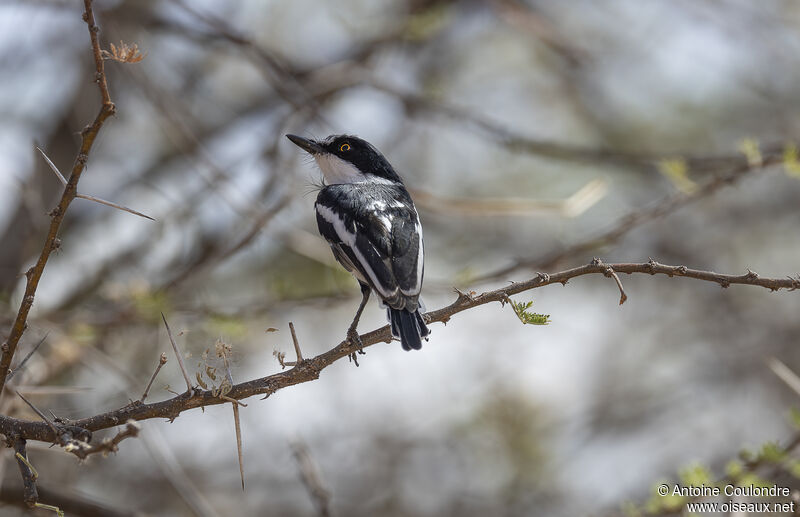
[287,134,403,183]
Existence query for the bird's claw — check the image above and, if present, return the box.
[347,328,366,366]
[347,327,362,347]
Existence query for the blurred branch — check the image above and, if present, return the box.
[0,478,136,517]
[0,259,797,443]
[173,0,327,118]
[291,439,332,517]
[410,179,607,218]
[473,145,786,283]
[367,76,789,173]
[0,0,116,395]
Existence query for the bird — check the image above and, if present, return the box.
[286,134,430,351]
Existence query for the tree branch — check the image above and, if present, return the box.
[0,0,115,394]
[0,260,796,444]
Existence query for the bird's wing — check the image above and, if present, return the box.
[315,185,423,309]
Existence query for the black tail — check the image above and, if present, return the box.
[389,309,430,351]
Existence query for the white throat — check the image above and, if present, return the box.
[314,154,364,184]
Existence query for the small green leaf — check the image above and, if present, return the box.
[509,300,550,325]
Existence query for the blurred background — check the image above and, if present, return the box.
[1,0,800,515]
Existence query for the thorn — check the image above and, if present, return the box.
[8,332,49,382]
[289,322,303,364]
[35,145,67,186]
[75,193,155,221]
[161,313,194,393]
[16,391,61,443]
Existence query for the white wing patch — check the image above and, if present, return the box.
[316,203,399,300]
[401,208,424,297]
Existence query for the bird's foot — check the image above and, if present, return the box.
[346,327,366,366]
[346,326,362,347]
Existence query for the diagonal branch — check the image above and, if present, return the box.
[0,259,797,443]
[0,0,116,395]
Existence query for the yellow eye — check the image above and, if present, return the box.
[340,143,350,152]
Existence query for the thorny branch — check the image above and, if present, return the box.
[0,260,797,444]
[0,0,116,394]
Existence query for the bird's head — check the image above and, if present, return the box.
[286,134,403,185]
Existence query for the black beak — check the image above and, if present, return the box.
[286,134,324,154]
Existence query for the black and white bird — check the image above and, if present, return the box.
[286,134,430,351]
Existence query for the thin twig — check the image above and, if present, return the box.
[83,0,112,105]
[593,258,628,305]
[7,333,49,383]
[0,0,116,394]
[141,352,168,402]
[161,313,193,393]
[0,259,797,443]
